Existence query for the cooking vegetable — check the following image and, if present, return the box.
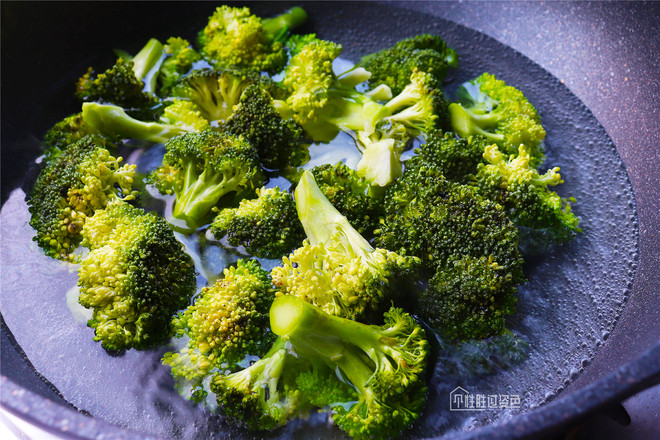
[78,201,196,351]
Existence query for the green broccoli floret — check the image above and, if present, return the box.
[376,161,524,339]
[270,295,429,440]
[412,129,490,183]
[354,121,410,191]
[81,101,205,143]
[222,84,308,170]
[151,130,265,229]
[309,162,384,238]
[285,33,318,58]
[475,144,581,243]
[209,337,310,430]
[419,255,518,340]
[163,259,275,400]
[172,68,269,123]
[271,171,420,321]
[209,187,305,259]
[158,37,201,96]
[41,113,103,159]
[78,202,196,351]
[359,34,459,95]
[197,5,307,74]
[377,161,524,280]
[76,39,164,111]
[27,135,137,261]
[449,72,546,166]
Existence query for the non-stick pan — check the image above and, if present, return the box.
[2,2,659,439]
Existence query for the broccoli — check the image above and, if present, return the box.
[270,295,429,440]
[209,187,305,259]
[158,37,201,96]
[222,84,308,170]
[76,38,164,112]
[163,259,275,401]
[151,130,265,229]
[172,68,268,123]
[359,34,459,95]
[281,39,384,142]
[209,337,310,430]
[309,162,384,238]
[475,144,581,243]
[284,33,318,58]
[78,201,196,351]
[41,112,102,159]
[375,161,524,339]
[81,101,205,143]
[27,135,137,261]
[412,129,490,183]
[197,5,307,74]
[449,72,546,166]
[271,171,420,321]
[419,255,518,340]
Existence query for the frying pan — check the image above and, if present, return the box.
[1,2,659,439]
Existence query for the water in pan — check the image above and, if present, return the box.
[0,6,640,440]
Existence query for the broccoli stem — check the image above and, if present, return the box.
[82,102,184,143]
[449,103,505,142]
[132,38,164,81]
[270,295,379,387]
[173,163,244,226]
[261,7,308,42]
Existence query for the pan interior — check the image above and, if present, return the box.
[0,3,638,439]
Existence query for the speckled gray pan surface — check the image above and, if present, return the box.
[1,2,659,440]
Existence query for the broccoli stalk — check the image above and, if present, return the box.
[81,102,190,143]
[270,295,429,440]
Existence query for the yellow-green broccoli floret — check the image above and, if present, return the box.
[158,37,201,96]
[449,72,546,166]
[271,171,420,321]
[197,5,307,74]
[475,144,581,243]
[27,135,136,261]
[78,202,196,351]
[270,295,429,440]
[163,259,276,401]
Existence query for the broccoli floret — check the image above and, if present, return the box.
[270,295,429,440]
[222,84,308,170]
[78,202,196,351]
[41,112,104,159]
[475,144,581,243]
[309,163,384,238]
[197,5,307,74]
[172,68,269,123]
[158,37,201,96]
[163,259,276,400]
[285,33,318,58]
[359,34,459,95]
[282,39,385,142]
[271,171,420,321]
[81,102,204,143]
[209,187,305,259]
[151,130,265,229]
[210,337,310,430]
[419,255,518,340]
[413,129,490,183]
[27,135,137,261]
[377,161,524,281]
[449,72,546,166]
[76,39,164,112]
